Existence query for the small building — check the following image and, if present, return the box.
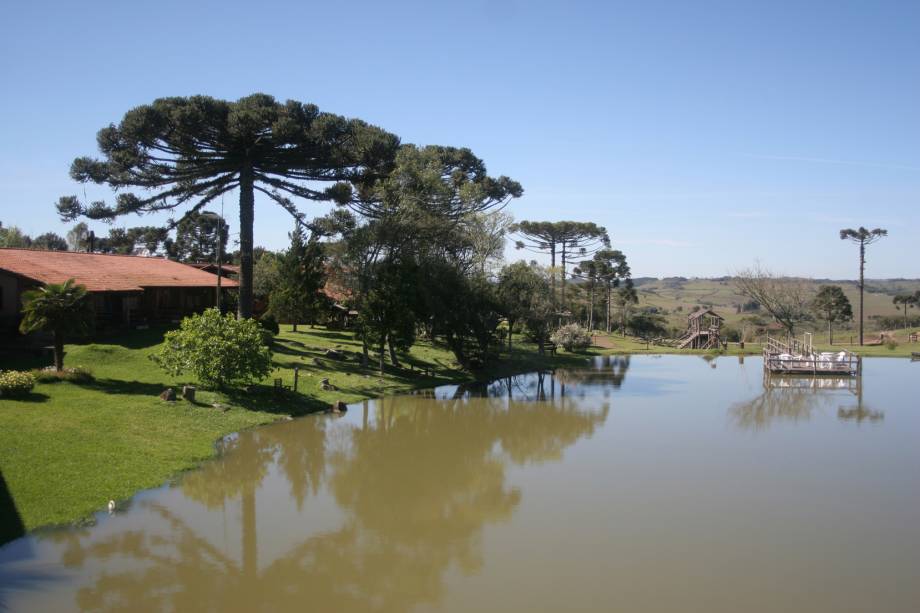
[0,248,237,331]
[678,308,724,349]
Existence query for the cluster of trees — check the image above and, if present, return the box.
[0,223,68,251]
[892,291,920,329]
[0,214,229,262]
[54,93,635,373]
[510,221,637,334]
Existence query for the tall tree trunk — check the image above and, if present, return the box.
[550,244,557,308]
[361,337,369,368]
[605,284,611,333]
[507,319,514,353]
[379,339,386,375]
[560,241,567,307]
[53,331,64,372]
[387,335,400,368]
[858,240,865,346]
[588,283,594,330]
[238,163,255,319]
[828,319,833,345]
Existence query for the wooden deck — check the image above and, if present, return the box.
[763,336,861,377]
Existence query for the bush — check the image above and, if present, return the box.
[150,308,272,388]
[31,366,94,384]
[721,326,742,342]
[257,314,280,335]
[627,312,669,338]
[550,323,592,352]
[0,371,36,398]
[886,339,899,351]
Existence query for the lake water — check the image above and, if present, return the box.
[1,355,919,612]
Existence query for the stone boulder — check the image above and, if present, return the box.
[159,388,177,402]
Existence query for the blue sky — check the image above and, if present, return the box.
[1,0,918,278]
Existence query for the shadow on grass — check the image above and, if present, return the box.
[4,392,51,403]
[0,471,25,547]
[75,378,167,397]
[223,386,330,416]
[271,342,322,358]
[291,329,353,342]
[84,326,171,350]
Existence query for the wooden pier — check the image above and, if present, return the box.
[763,334,861,377]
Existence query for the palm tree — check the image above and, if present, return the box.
[839,227,887,345]
[19,279,94,371]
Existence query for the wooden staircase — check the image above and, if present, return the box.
[677,325,721,350]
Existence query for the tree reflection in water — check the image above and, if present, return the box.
[730,374,884,431]
[31,372,610,612]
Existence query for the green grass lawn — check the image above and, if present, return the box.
[0,325,588,535]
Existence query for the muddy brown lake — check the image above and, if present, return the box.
[1,355,918,612]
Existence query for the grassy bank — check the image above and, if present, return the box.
[595,333,919,358]
[0,325,590,534]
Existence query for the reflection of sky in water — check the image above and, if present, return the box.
[2,356,918,613]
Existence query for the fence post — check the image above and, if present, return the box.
[293,367,299,392]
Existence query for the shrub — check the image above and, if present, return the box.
[150,308,272,388]
[258,314,280,335]
[721,325,742,342]
[0,371,36,398]
[31,366,94,384]
[886,339,899,351]
[550,323,592,352]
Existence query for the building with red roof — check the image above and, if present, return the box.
[0,248,236,329]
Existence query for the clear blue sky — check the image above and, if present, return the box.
[1,0,918,278]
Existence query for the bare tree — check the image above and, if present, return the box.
[734,264,812,337]
[840,227,888,345]
[464,211,513,276]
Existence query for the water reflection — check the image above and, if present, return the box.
[730,373,884,431]
[1,372,608,612]
[6,357,914,613]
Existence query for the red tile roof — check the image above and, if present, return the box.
[187,262,241,274]
[0,248,238,292]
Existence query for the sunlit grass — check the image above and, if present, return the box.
[0,324,585,532]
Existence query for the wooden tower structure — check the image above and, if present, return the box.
[678,308,723,349]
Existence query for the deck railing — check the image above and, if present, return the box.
[763,336,861,376]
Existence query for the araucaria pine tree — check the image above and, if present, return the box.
[56,94,400,318]
[839,226,887,345]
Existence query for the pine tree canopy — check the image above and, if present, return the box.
[56,93,401,317]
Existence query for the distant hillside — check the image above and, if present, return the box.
[631,277,920,338]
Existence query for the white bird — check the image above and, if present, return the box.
[107,500,116,513]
